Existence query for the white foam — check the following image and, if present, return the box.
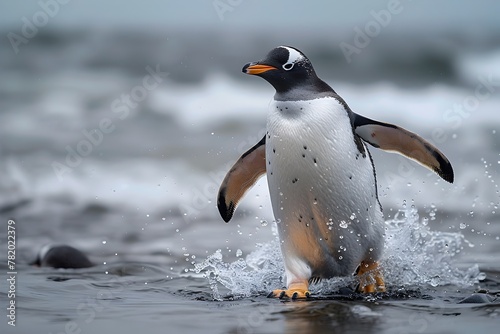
[19,158,192,214]
[149,73,270,129]
[455,49,500,84]
[147,73,498,132]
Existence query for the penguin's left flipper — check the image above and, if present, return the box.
[352,113,454,183]
[217,135,267,222]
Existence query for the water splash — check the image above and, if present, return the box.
[193,237,284,300]
[382,208,480,287]
[194,208,482,300]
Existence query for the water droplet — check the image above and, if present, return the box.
[236,249,242,257]
[459,223,467,229]
[429,276,440,287]
[339,256,343,260]
[260,220,268,227]
[102,240,107,244]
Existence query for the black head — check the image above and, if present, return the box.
[242,46,331,95]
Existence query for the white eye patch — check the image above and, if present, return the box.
[280,46,303,71]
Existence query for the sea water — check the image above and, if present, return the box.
[1,28,499,334]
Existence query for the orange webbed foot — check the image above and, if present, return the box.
[267,281,311,300]
[356,261,386,293]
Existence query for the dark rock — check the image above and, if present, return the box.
[31,244,93,269]
[458,294,495,304]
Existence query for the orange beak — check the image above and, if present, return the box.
[243,63,277,75]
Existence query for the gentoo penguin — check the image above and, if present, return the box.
[31,244,93,269]
[217,46,454,299]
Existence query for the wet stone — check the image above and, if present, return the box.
[458,293,496,304]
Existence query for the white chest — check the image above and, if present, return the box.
[265,97,382,277]
[266,97,370,197]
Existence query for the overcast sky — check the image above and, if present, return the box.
[2,0,500,34]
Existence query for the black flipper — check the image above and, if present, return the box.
[352,113,454,183]
[217,136,267,222]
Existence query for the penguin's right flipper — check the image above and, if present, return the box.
[217,136,266,222]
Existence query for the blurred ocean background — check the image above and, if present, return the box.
[0,1,500,333]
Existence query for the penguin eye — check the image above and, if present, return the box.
[283,63,294,71]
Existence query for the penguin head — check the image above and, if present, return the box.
[242,46,321,93]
